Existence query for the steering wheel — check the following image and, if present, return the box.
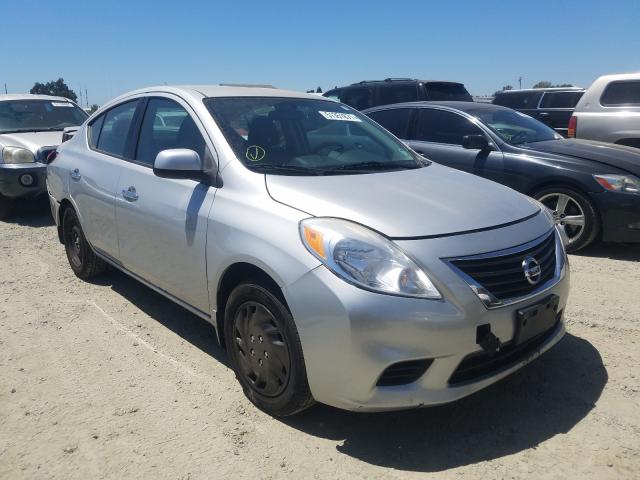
[312,142,345,156]
[510,131,530,144]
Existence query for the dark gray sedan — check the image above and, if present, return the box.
[365,101,640,251]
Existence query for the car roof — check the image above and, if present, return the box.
[329,79,465,89]
[592,72,640,83]
[114,85,323,101]
[0,93,76,102]
[364,101,510,114]
[495,87,584,93]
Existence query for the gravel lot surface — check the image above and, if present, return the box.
[1,201,639,479]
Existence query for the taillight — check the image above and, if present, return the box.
[45,150,58,164]
[567,116,577,138]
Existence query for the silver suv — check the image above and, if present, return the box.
[569,72,640,148]
[47,86,569,416]
[0,94,87,219]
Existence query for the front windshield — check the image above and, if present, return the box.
[204,97,425,175]
[0,100,88,134]
[467,108,560,145]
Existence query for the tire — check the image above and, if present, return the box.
[224,282,314,416]
[62,208,107,279]
[0,194,12,221]
[533,186,599,252]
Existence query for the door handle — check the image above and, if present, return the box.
[70,168,81,181]
[121,186,139,202]
[538,112,549,116]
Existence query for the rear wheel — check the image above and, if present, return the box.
[534,186,599,252]
[62,208,107,279]
[0,194,12,220]
[224,282,314,416]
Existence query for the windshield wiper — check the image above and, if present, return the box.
[323,161,421,173]
[250,164,323,176]
[0,127,64,134]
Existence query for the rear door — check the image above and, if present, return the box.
[406,107,504,184]
[115,95,217,314]
[374,83,419,108]
[70,99,141,259]
[537,91,584,136]
[366,107,414,139]
[493,91,542,119]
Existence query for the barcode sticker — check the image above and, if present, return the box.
[319,111,361,122]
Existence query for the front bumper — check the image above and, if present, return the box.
[0,163,47,199]
[592,190,640,243]
[284,214,570,411]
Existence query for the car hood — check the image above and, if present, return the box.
[0,131,63,153]
[520,139,640,176]
[266,163,540,238]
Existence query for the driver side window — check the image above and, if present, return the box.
[411,109,483,146]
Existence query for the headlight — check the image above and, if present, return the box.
[300,218,441,299]
[594,174,640,194]
[2,146,35,164]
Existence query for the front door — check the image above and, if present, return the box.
[406,107,504,184]
[115,96,216,314]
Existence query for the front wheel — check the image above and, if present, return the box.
[224,283,314,416]
[62,208,107,279]
[534,186,599,252]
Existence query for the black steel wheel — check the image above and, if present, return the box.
[62,208,107,279]
[224,282,314,416]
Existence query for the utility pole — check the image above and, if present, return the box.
[3,83,7,94]
[85,87,88,108]
[518,76,522,89]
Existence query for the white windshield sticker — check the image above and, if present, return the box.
[319,111,361,122]
[51,102,73,107]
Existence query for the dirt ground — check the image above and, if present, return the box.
[1,200,639,480]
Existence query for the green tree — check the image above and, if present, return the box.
[493,85,514,96]
[532,81,574,89]
[88,104,99,114]
[30,78,78,102]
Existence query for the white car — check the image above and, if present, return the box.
[0,94,88,219]
[569,72,640,148]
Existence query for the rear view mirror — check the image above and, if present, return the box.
[153,149,205,181]
[462,134,492,151]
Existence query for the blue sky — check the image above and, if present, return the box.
[2,0,639,105]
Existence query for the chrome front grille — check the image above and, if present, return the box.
[447,230,562,308]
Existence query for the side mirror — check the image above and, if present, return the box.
[462,134,492,151]
[61,126,79,143]
[153,149,205,181]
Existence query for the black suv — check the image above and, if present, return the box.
[323,78,472,110]
[492,88,585,137]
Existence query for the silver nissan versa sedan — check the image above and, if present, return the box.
[47,86,569,416]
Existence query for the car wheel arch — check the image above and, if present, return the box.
[215,262,289,349]
[57,198,75,244]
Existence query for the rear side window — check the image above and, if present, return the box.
[135,98,206,166]
[88,115,104,148]
[425,83,473,102]
[539,91,584,109]
[376,85,419,106]
[493,92,542,109]
[93,100,139,158]
[367,108,413,138]
[411,108,482,145]
[338,87,374,110]
[600,81,640,106]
